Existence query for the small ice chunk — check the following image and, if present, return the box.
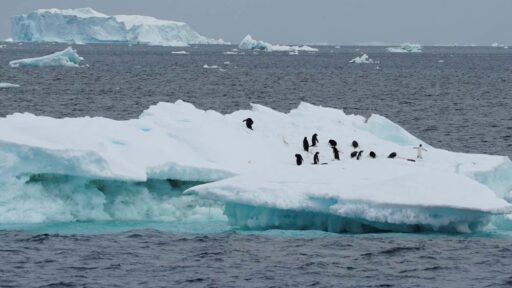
[9,47,83,67]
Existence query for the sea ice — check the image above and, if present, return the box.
[239,34,318,52]
[9,47,83,67]
[0,82,20,88]
[386,43,422,53]
[349,54,375,64]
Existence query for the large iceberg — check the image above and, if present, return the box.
[0,101,511,232]
[386,43,422,53]
[9,47,83,67]
[239,34,318,52]
[11,8,226,46]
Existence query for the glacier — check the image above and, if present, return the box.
[239,35,318,52]
[9,47,83,67]
[349,54,375,64]
[386,43,423,53]
[0,100,511,232]
[11,8,226,47]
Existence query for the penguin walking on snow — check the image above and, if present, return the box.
[356,150,364,160]
[328,139,337,147]
[332,146,340,160]
[350,151,358,158]
[311,133,319,147]
[295,154,304,166]
[352,140,359,150]
[313,152,320,164]
[369,151,376,159]
[388,152,397,159]
[243,118,254,130]
[303,137,310,152]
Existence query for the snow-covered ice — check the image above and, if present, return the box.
[0,82,20,88]
[171,51,189,55]
[0,100,511,232]
[239,35,318,52]
[9,47,83,68]
[11,8,226,47]
[350,54,375,64]
[386,43,422,53]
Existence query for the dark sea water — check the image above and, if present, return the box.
[1,43,512,287]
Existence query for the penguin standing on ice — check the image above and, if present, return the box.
[295,154,304,166]
[388,152,397,159]
[311,133,319,147]
[352,140,359,150]
[303,137,310,152]
[369,151,376,159]
[356,150,364,160]
[332,146,340,160]
[350,151,358,158]
[413,144,428,159]
[313,152,320,164]
[328,139,337,147]
[243,118,254,130]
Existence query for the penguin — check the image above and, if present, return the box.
[369,151,376,159]
[242,118,254,130]
[388,152,397,159]
[332,146,340,160]
[328,139,337,147]
[311,133,319,147]
[303,137,310,152]
[356,150,364,160]
[313,152,320,164]
[350,151,358,158]
[352,140,359,150]
[295,154,304,166]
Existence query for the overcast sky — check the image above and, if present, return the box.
[1,0,511,45]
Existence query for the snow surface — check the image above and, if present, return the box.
[386,43,422,53]
[0,82,20,88]
[0,101,511,232]
[239,35,318,52]
[9,47,83,68]
[11,7,226,47]
[350,54,375,64]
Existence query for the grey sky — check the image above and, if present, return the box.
[1,0,511,45]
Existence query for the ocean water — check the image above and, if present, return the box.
[1,43,512,287]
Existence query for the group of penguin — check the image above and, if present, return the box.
[242,118,399,167]
[294,134,397,166]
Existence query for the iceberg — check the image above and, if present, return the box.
[349,54,375,64]
[0,82,20,88]
[386,43,422,53]
[171,51,189,55]
[238,34,318,52]
[0,100,511,232]
[9,47,83,67]
[11,8,226,47]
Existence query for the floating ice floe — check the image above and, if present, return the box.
[0,100,511,232]
[386,43,422,53]
[239,34,318,52]
[491,42,509,49]
[349,54,375,64]
[223,51,238,55]
[203,64,219,69]
[171,51,189,55]
[0,82,20,88]
[11,7,227,47]
[9,47,83,67]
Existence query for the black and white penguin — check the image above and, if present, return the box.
[313,152,320,164]
[328,139,337,147]
[352,140,359,150]
[350,151,358,158]
[303,137,310,152]
[242,118,254,130]
[295,154,304,166]
[311,133,319,147]
[388,152,397,159]
[369,151,376,159]
[356,150,364,160]
[332,146,340,160]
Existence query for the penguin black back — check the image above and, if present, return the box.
[352,140,359,149]
[328,139,337,147]
[303,137,309,152]
[356,150,364,160]
[332,146,340,160]
[295,154,303,166]
[350,151,358,158]
[369,151,376,159]
[243,118,254,130]
[313,152,320,164]
[388,152,397,159]
[311,133,319,147]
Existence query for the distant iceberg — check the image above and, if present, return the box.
[0,100,511,232]
[171,51,189,55]
[386,43,422,53]
[349,54,375,64]
[492,42,508,49]
[9,47,83,68]
[11,7,227,47]
[0,82,20,88]
[238,34,318,52]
